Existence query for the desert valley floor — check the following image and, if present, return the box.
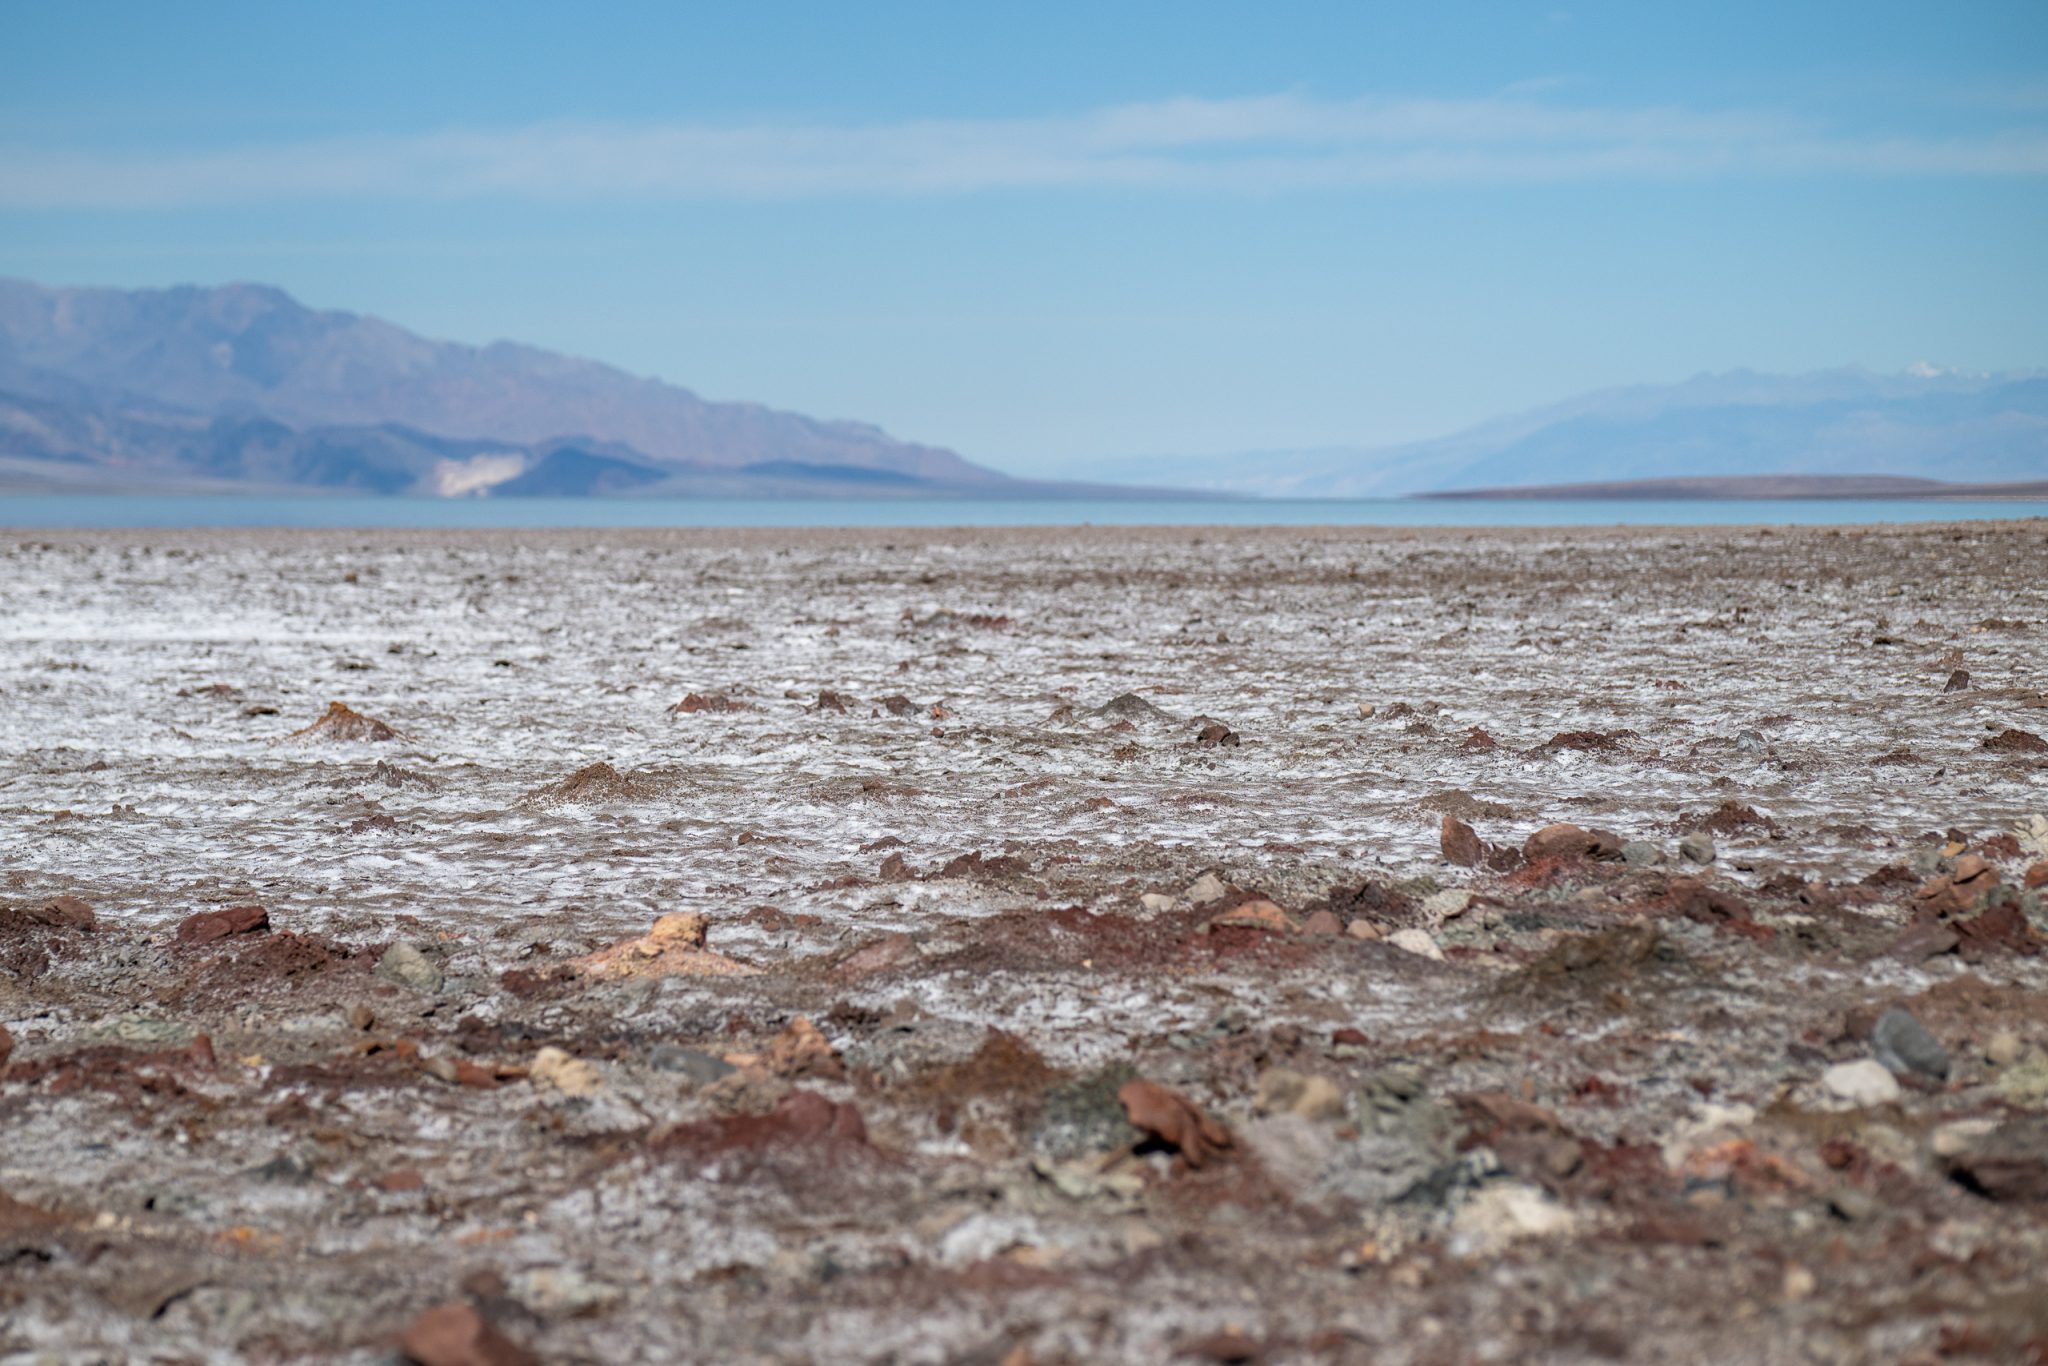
[2,521,2047,1363]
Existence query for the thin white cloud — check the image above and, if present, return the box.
[1,91,2043,208]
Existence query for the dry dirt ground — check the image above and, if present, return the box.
[2,520,2047,1365]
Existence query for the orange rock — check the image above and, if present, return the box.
[2025,863,2048,891]
[1212,899,1299,933]
[762,1016,841,1079]
[1118,1079,1232,1169]
[568,913,759,980]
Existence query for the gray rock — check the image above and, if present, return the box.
[649,1045,736,1086]
[1735,730,1767,758]
[1620,840,1665,868]
[1092,691,1174,724]
[247,1153,315,1185]
[1872,1006,1950,1081]
[97,1013,195,1047]
[1678,832,1717,865]
[1028,1064,1141,1159]
[373,940,443,994]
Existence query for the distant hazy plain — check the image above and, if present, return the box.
[3,494,2047,530]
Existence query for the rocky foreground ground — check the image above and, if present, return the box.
[2,520,2047,1364]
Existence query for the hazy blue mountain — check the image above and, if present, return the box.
[0,277,1013,492]
[1076,368,2048,496]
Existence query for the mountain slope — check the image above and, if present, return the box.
[0,277,1005,488]
[1075,368,2048,496]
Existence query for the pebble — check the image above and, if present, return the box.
[375,940,443,994]
[1357,702,1376,719]
[1678,832,1717,865]
[1870,1006,1949,1080]
[1137,892,1175,914]
[1386,928,1445,961]
[1736,730,1767,757]
[1420,889,1475,923]
[1346,920,1382,941]
[1997,1052,2048,1106]
[1184,873,1229,906]
[510,1266,625,1319]
[1448,1181,1577,1256]
[99,1013,194,1047]
[649,1045,736,1086]
[1986,1032,2023,1067]
[1253,1068,1347,1121]
[530,1046,603,1096]
[1620,840,1664,868]
[1821,1059,1902,1107]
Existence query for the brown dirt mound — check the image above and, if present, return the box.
[285,701,399,742]
[651,1091,872,1174]
[1526,729,1645,758]
[668,692,750,714]
[1685,801,1780,836]
[1983,728,2048,754]
[519,761,670,807]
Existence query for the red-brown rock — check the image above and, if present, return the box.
[1523,823,1622,862]
[398,1301,537,1366]
[174,905,270,947]
[1118,1079,1232,1169]
[1984,728,2048,754]
[2024,862,2048,891]
[1441,814,1484,867]
[653,1090,870,1164]
[1951,903,2042,961]
[29,896,96,929]
[668,691,748,714]
[1663,877,1765,936]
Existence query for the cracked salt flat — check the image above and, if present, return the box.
[3,523,2044,947]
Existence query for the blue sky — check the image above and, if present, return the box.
[2,1,2045,472]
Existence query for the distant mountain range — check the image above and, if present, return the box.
[4,278,2043,500]
[1076,368,2048,497]
[0,278,1108,497]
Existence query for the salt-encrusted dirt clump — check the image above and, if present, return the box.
[2,520,2047,1362]
[282,699,400,742]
